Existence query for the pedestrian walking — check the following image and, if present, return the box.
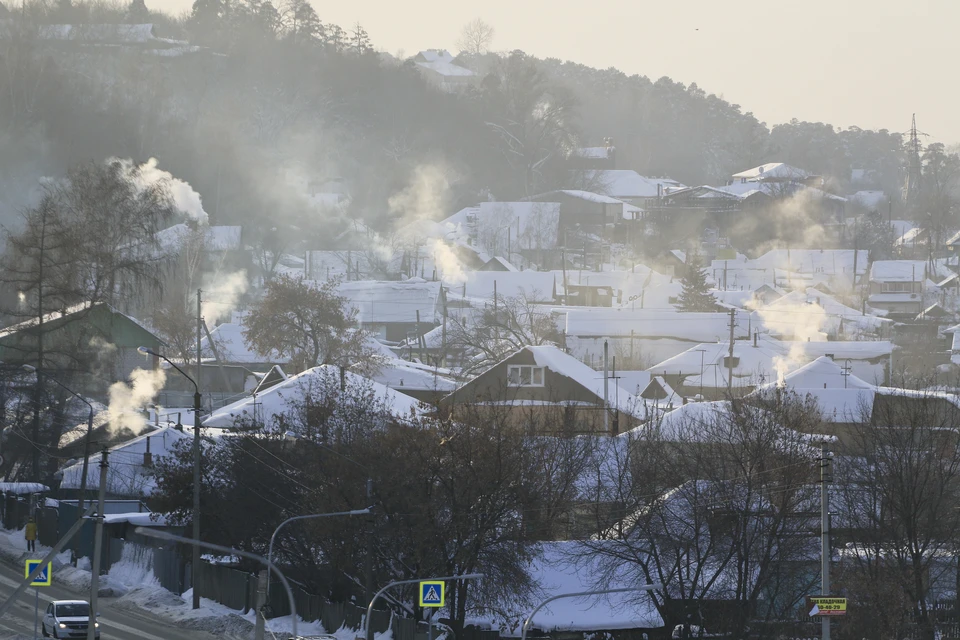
[25,516,37,552]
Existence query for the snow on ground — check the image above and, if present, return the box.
[0,524,388,639]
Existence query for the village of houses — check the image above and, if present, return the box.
[3,113,960,637]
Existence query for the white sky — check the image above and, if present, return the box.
[151,0,960,144]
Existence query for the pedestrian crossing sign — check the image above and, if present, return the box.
[419,581,444,607]
[25,560,51,587]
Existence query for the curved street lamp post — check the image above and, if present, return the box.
[138,346,203,610]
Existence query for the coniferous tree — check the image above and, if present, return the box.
[676,252,718,312]
[127,0,149,22]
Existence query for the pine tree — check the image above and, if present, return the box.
[127,0,149,23]
[350,22,372,55]
[677,252,718,312]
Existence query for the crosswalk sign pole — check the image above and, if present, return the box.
[33,587,39,639]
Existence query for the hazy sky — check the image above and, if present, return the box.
[153,0,960,144]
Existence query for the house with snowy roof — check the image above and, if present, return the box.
[203,365,423,431]
[751,356,960,453]
[560,308,753,369]
[866,260,931,317]
[649,337,893,401]
[440,345,639,435]
[571,138,617,170]
[412,49,476,92]
[0,302,164,394]
[338,279,445,342]
[568,170,686,207]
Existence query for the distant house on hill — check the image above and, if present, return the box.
[569,170,685,207]
[412,49,476,92]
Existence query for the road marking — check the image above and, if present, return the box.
[0,570,174,640]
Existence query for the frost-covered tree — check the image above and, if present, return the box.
[676,252,717,312]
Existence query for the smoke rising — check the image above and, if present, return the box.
[750,298,828,384]
[201,269,249,324]
[112,157,209,225]
[387,163,455,227]
[107,366,167,435]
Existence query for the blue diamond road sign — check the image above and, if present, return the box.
[419,581,444,607]
[25,560,51,587]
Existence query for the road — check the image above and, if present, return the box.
[0,555,230,640]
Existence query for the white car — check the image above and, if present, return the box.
[41,600,100,639]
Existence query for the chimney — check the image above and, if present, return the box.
[143,436,153,467]
[753,332,758,348]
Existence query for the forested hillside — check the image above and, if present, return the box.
[1,0,907,241]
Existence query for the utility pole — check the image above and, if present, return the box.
[193,288,202,610]
[254,569,268,640]
[727,308,736,395]
[820,440,833,640]
[603,340,609,433]
[365,478,374,604]
[87,448,108,640]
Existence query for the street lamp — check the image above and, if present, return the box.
[364,574,484,640]
[138,345,203,610]
[265,509,371,611]
[520,585,663,640]
[21,365,94,511]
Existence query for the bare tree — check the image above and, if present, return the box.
[578,393,823,635]
[445,290,561,376]
[456,17,494,57]
[836,387,960,640]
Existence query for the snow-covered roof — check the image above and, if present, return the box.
[367,359,456,393]
[869,260,928,282]
[752,249,868,276]
[895,227,924,247]
[576,170,685,199]
[202,365,423,429]
[524,345,638,416]
[60,425,192,497]
[574,147,613,159]
[415,59,476,77]
[154,223,242,254]
[0,300,159,343]
[103,512,168,526]
[0,482,50,494]
[414,49,454,63]
[338,280,441,325]
[750,358,876,421]
[563,309,748,342]
[731,162,809,181]
[38,23,158,43]
[556,190,631,205]
[777,356,873,390]
[451,271,557,303]
[202,320,289,364]
[650,338,892,389]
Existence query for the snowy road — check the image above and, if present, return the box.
[0,558,226,640]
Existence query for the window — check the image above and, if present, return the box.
[507,365,545,387]
[881,282,914,293]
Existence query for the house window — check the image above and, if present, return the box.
[881,282,913,293]
[507,365,545,387]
